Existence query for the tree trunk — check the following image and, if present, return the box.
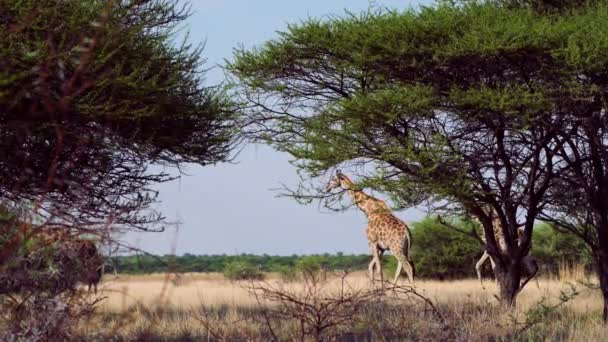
[495,260,522,307]
[597,256,608,322]
[591,204,608,323]
[595,229,608,322]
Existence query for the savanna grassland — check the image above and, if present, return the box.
[76,270,607,341]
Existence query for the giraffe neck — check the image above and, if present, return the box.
[337,174,389,217]
[347,189,388,217]
[479,214,523,252]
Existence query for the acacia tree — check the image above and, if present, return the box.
[228,1,608,306]
[0,1,236,336]
[537,59,608,321]
[543,140,608,322]
[0,0,236,231]
[484,0,608,322]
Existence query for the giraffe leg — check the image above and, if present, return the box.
[532,259,540,289]
[368,243,381,283]
[520,256,539,291]
[395,259,414,286]
[377,248,385,284]
[368,259,376,281]
[394,260,403,284]
[368,258,380,281]
[402,259,415,285]
[489,256,498,287]
[392,250,414,285]
[476,251,490,289]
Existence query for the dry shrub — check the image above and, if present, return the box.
[1,291,103,341]
[240,270,447,341]
[196,305,274,341]
[0,220,106,340]
[0,226,103,294]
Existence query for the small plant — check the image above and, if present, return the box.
[223,261,264,281]
[3,292,102,341]
[295,256,329,281]
[0,220,106,340]
[509,283,580,335]
[274,265,298,282]
[243,272,446,341]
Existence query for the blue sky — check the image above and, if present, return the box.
[125,0,433,255]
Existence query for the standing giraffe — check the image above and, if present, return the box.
[474,207,538,289]
[326,171,414,284]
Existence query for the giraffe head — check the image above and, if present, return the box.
[326,170,353,192]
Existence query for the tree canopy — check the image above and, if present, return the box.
[0,0,236,230]
[0,1,238,336]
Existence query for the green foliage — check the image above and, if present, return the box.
[111,253,370,275]
[530,223,593,273]
[110,218,590,280]
[0,0,236,227]
[274,265,298,282]
[223,261,264,281]
[409,218,482,279]
[509,282,580,335]
[229,0,608,306]
[295,255,329,274]
[293,255,332,280]
[227,0,608,222]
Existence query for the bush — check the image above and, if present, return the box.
[106,218,593,280]
[223,261,264,281]
[274,265,298,282]
[531,223,593,275]
[0,221,104,295]
[295,256,330,279]
[0,219,104,340]
[408,217,482,280]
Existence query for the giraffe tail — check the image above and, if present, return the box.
[404,229,412,258]
[401,231,415,280]
[408,231,415,279]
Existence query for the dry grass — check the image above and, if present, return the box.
[557,260,588,282]
[76,272,608,341]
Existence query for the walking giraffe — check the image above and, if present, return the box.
[326,170,414,284]
[474,207,538,289]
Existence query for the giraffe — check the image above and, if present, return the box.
[474,207,538,289]
[326,170,414,284]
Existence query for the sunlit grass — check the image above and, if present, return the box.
[78,271,607,340]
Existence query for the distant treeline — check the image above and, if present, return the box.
[110,219,593,280]
[110,253,371,275]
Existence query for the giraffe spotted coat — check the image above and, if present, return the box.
[327,171,414,284]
